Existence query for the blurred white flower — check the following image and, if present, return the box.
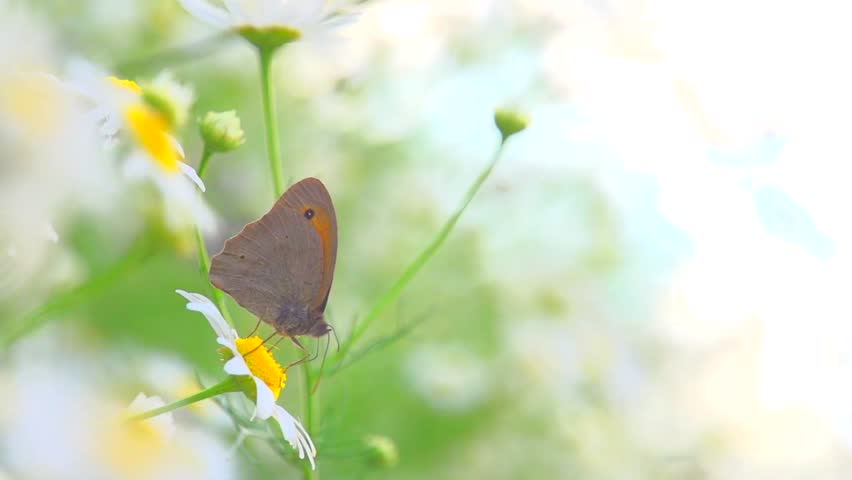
[405,343,490,412]
[127,392,177,439]
[0,343,235,480]
[0,2,116,304]
[66,63,215,233]
[504,319,580,401]
[176,290,317,469]
[179,0,353,40]
[138,354,231,426]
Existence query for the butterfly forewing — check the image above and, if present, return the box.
[209,178,337,337]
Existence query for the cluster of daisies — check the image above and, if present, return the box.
[1,0,355,473]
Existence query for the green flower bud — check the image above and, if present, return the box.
[494,107,529,142]
[199,111,246,153]
[141,72,194,128]
[238,25,302,51]
[363,434,399,469]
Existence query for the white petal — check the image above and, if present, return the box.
[176,289,234,341]
[189,189,218,233]
[100,112,123,138]
[250,376,276,421]
[44,223,59,243]
[62,58,108,101]
[271,405,317,469]
[223,354,251,376]
[127,392,176,438]
[178,161,206,192]
[123,151,153,180]
[281,0,325,28]
[223,0,248,25]
[178,0,232,28]
[170,135,186,159]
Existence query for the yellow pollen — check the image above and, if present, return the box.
[108,76,142,93]
[124,104,180,173]
[235,336,287,399]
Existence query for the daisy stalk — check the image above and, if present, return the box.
[127,377,241,422]
[334,109,530,363]
[258,45,286,196]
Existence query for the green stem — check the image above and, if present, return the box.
[127,377,240,422]
[335,142,508,362]
[258,47,285,197]
[197,147,214,179]
[0,235,153,350]
[194,154,233,324]
[195,226,233,324]
[301,364,318,480]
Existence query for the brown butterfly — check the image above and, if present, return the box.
[210,177,337,343]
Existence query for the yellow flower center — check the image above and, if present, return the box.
[235,336,287,399]
[108,76,142,93]
[124,103,180,172]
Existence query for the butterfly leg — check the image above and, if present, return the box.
[243,331,278,357]
[247,318,262,337]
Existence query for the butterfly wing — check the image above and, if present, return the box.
[279,177,338,313]
[209,178,337,336]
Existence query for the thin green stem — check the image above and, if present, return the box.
[197,147,214,179]
[194,155,233,325]
[258,47,285,197]
[335,142,508,362]
[301,364,318,480]
[0,235,153,350]
[127,377,240,422]
[194,226,234,324]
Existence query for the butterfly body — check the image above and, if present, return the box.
[210,177,337,338]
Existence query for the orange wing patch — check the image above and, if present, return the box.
[302,203,336,308]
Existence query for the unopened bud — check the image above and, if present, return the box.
[200,110,246,153]
[142,72,194,128]
[494,107,529,142]
[363,434,398,469]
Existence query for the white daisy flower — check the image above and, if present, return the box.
[0,3,116,305]
[176,289,317,469]
[0,338,235,480]
[178,0,354,43]
[65,62,215,233]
